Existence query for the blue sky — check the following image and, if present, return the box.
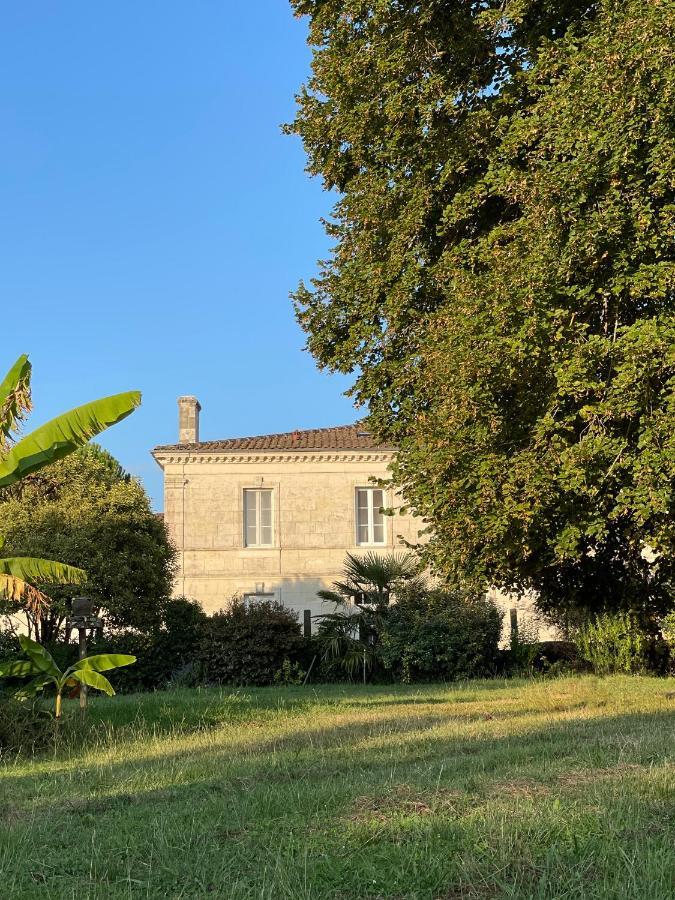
[0,2,355,508]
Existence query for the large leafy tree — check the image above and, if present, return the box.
[0,445,177,642]
[288,0,675,623]
[0,354,141,629]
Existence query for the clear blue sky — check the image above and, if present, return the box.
[0,2,355,508]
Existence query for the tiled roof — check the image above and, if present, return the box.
[153,423,395,453]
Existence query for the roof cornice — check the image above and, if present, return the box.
[151,448,396,467]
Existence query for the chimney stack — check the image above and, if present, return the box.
[178,396,201,444]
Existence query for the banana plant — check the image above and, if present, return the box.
[0,354,141,628]
[0,635,135,718]
[0,535,86,617]
[0,354,141,489]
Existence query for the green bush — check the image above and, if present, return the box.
[508,619,542,675]
[660,611,675,646]
[0,693,55,757]
[0,628,20,662]
[90,597,208,693]
[574,613,648,675]
[274,658,306,685]
[378,587,502,683]
[199,598,305,686]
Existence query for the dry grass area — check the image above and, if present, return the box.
[0,676,674,898]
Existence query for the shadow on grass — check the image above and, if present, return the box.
[3,699,674,900]
[3,705,672,809]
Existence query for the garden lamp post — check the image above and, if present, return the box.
[68,596,102,711]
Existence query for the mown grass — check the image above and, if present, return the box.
[1,676,674,899]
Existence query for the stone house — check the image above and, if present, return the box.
[152,397,554,642]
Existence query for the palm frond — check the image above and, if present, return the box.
[316,589,346,604]
[342,551,421,590]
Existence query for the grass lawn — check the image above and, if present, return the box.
[1,676,674,899]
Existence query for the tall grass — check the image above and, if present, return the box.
[0,676,673,899]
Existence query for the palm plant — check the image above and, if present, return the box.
[317,551,424,608]
[0,354,140,624]
[0,634,135,717]
[315,551,424,678]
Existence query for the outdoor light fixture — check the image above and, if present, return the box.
[68,596,103,711]
[71,596,93,620]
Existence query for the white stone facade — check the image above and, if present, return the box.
[152,447,418,623]
[152,400,556,644]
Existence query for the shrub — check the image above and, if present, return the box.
[508,619,542,675]
[0,628,20,662]
[0,693,55,757]
[274,658,306,686]
[378,587,502,683]
[90,597,208,693]
[199,598,305,686]
[573,613,648,675]
[660,611,675,646]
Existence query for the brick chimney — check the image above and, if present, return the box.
[178,396,201,444]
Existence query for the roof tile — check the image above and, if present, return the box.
[153,423,394,453]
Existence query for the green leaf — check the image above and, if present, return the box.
[0,391,142,488]
[71,654,136,674]
[0,557,86,586]
[68,668,115,696]
[0,658,38,678]
[0,354,31,448]
[15,673,55,699]
[18,635,60,677]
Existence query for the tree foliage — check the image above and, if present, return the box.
[289,0,675,621]
[0,445,177,641]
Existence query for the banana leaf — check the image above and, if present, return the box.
[0,573,51,615]
[0,390,141,488]
[18,635,60,677]
[71,654,136,673]
[0,354,32,450]
[69,668,115,696]
[0,659,38,678]
[14,673,55,700]
[0,556,86,585]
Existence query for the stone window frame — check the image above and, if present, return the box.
[243,591,277,609]
[242,487,275,548]
[354,486,387,547]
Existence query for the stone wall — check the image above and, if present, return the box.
[156,449,419,622]
[154,447,557,645]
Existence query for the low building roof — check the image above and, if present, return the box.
[153,423,395,453]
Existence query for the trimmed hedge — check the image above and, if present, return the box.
[199,598,306,686]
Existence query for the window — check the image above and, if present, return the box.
[356,487,386,545]
[243,592,275,608]
[243,489,273,547]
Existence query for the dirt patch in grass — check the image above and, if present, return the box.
[488,778,552,799]
[349,783,465,823]
[435,885,501,900]
[557,762,671,788]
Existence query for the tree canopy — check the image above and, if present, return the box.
[0,445,177,641]
[288,0,675,622]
